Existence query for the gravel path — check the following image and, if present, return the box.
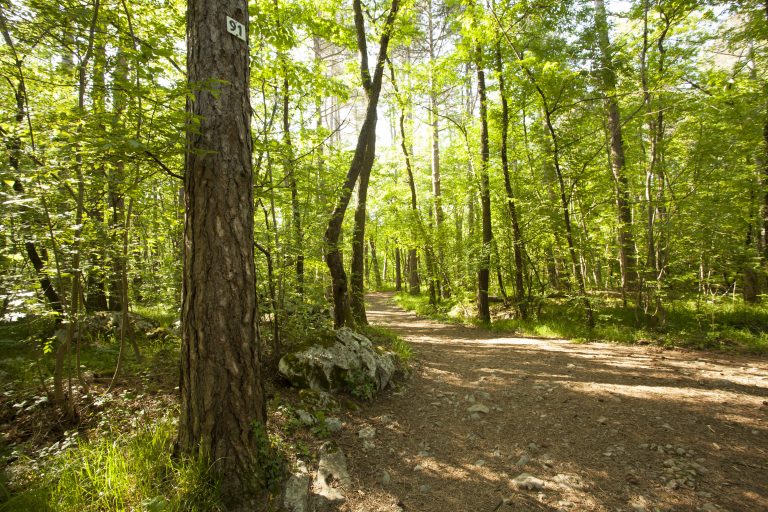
[336,292,768,512]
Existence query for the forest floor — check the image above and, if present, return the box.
[334,292,768,512]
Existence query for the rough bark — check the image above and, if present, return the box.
[180,0,266,507]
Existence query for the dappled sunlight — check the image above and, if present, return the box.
[334,293,768,511]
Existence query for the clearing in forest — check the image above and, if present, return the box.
[335,293,768,512]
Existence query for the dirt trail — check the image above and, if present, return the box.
[335,293,768,512]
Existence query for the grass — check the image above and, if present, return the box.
[1,417,220,512]
[359,324,413,363]
[394,292,768,354]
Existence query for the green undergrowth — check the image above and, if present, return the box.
[358,324,413,363]
[394,292,768,354]
[0,417,220,512]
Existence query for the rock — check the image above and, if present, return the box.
[313,446,351,505]
[278,328,398,395]
[515,454,531,468]
[284,462,311,512]
[358,426,376,439]
[701,504,718,512]
[474,459,486,467]
[295,409,316,426]
[597,416,608,425]
[419,484,431,493]
[325,417,343,433]
[467,404,490,414]
[380,470,391,485]
[552,473,585,491]
[511,473,546,491]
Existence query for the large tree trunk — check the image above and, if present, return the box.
[476,47,492,323]
[594,0,637,295]
[495,45,527,318]
[326,0,399,327]
[179,1,266,508]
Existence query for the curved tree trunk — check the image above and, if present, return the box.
[326,0,400,327]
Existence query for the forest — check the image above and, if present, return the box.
[1,0,767,510]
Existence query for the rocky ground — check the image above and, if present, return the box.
[315,292,768,512]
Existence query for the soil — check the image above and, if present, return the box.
[334,293,768,512]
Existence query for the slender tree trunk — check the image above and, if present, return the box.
[388,58,421,296]
[427,0,448,299]
[179,1,266,507]
[544,109,594,326]
[395,246,402,291]
[370,239,382,289]
[506,36,594,326]
[640,2,671,319]
[109,33,128,312]
[283,77,304,297]
[594,0,637,295]
[325,0,399,327]
[0,12,64,319]
[476,46,492,323]
[495,44,527,318]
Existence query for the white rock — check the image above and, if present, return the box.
[325,417,343,433]
[511,473,545,491]
[284,462,310,512]
[295,409,315,426]
[313,447,351,504]
[467,404,490,414]
[358,426,376,439]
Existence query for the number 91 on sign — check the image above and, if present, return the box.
[226,16,246,42]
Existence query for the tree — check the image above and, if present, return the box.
[325,0,400,327]
[178,0,266,507]
[593,0,637,297]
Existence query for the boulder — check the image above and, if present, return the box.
[312,445,351,506]
[278,328,397,396]
[283,461,311,512]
